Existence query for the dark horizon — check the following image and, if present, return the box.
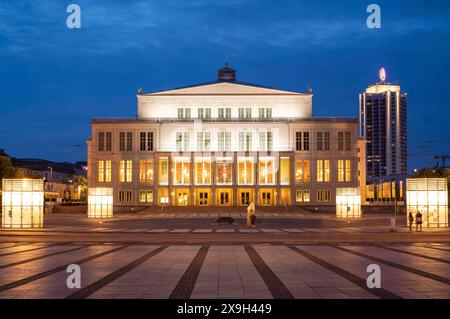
[1,1,450,171]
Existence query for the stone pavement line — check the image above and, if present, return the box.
[0,242,29,250]
[0,243,58,257]
[373,244,450,264]
[333,246,450,285]
[169,245,210,299]
[0,245,89,270]
[0,245,128,293]
[66,246,167,299]
[287,246,401,299]
[419,245,450,253]
[244,245,294,299]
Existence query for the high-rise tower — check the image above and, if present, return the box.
[359,68,407,179]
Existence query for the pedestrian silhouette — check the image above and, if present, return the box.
[415,211,423,232]
[408,212,414,232]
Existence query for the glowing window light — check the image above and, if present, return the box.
[2,179,44,228]
[87,187,113,219]
[336,187,361,219]
[406,178,448,228]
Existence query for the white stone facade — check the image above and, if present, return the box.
[88,68,360,208]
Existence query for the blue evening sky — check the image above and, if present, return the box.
[0,0,449,171]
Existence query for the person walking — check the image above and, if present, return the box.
[408,212,414,232]
[247,202,256,227]
[415,211,423,232]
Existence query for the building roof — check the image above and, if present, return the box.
[92,117,357,124]
[140,63,311,96]
[11,158,86,175]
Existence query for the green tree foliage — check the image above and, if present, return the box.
[0,156,17,181]
[412,167,450,199]
[411,167,449,180]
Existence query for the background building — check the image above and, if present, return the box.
[359,68,407,179]
[88,65,360,208]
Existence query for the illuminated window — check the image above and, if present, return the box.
[218,131,231,152]
[259,131,273,152]
[158,157,169,185]
[139,160,154,183]
[316,160,330,182]
[139,190,153,203]
[105,160,111,182]
[296,189,310,203]
[258,157,275,185]
[119,160,132,182]
[98,160,112,183]
[216,161,232,185]
[239,131,252,151]
[119,190,133,203]
[98,160,104,182]
[174,157,190,185]
[295,160,310,183]
[176,131,190,152]
[238,157,254,185]
[338,160,352,182]
[197,132,211,152]
[195,158,211,185]
[280,157,290,185]
[317,189,331,202]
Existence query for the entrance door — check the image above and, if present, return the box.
[261,191,272,206]
[198,192,209,206]
[177,192,188,206]
[241,192,250,206]
[220,192,230,205]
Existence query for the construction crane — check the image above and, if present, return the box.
[434,155,449,168]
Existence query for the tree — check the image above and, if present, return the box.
[412,167,450,199]
[0,156,17,181]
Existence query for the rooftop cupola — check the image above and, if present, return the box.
[217,62,236,81]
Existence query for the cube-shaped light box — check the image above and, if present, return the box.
[2,179,44,228]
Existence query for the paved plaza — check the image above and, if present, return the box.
[1,212,449,299]
[0,242,449,299]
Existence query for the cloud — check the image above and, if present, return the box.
[0,0,449,58]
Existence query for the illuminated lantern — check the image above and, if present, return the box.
[336,187,361,218]
[87,187,113,218]
[2,179,44,228]
[406,178,448,228]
